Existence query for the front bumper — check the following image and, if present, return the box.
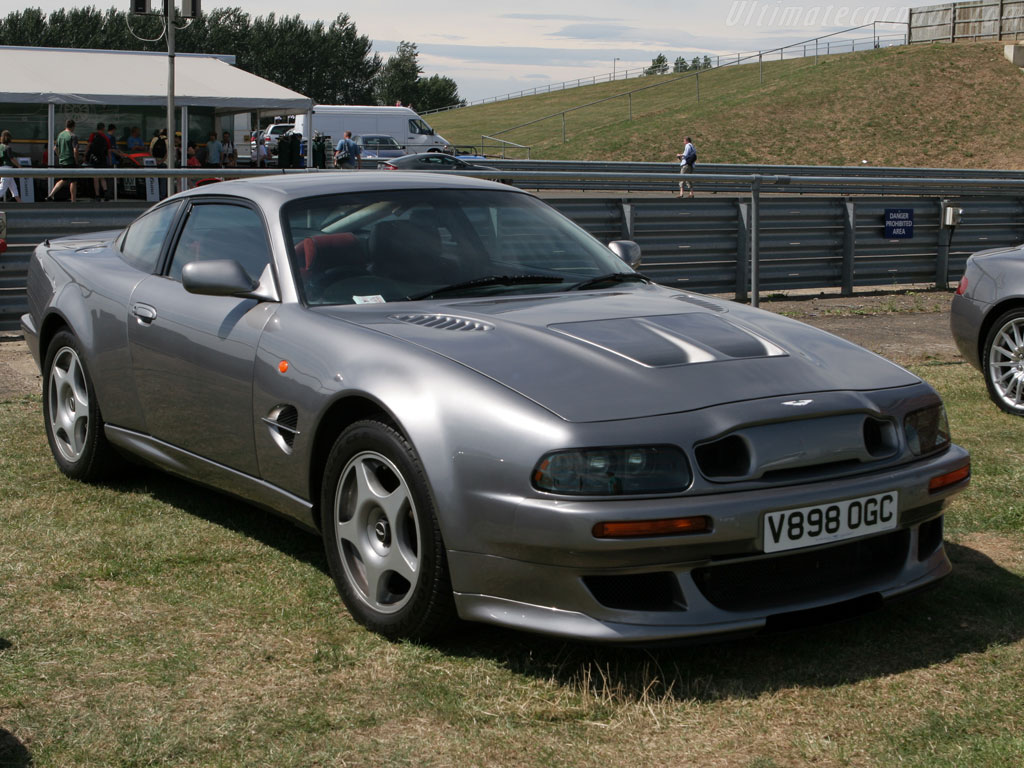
[447,444,968,642]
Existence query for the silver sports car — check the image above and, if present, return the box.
[22,173,971,643]
[951,245,1024,416]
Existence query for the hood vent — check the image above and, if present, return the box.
[391,314,494,332]
[676,295,727,313]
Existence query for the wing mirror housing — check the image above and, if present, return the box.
[182,259,259,297]
[608,240,642,269]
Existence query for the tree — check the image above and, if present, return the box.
[691,56,702,70]
[645,53,669,75]
[416,74,462,111]
[673,56,689,73]
[702,55,713,69]
[375,41,423,106]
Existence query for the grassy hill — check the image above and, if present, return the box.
[429,42,1024,169]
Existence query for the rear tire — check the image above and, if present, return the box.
[42,330,116,480]
[983,309,1024,416]
[320,419,455,639]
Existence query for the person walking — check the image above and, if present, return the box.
[46,119,80,203]
[333,131,361,169]
[0,130,22,203]
[676,136,697,198]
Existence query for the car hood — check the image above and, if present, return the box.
[319,287,920,422]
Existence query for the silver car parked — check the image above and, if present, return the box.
[951,244,1024,415]
[23,173,970,643]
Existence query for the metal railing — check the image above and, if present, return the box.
[424,22,908,115]
[3,164,1024,330]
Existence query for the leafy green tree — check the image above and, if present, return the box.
[0,7,49,45]
[702,55,712,69]
[691,56,702,70]
[673,56,689,73]
[645,53,669,75]
[416,74,462,111]
[375,41,423,106]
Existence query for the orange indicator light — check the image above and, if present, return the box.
[593,516,711,539]
[929,462,970,492]
[278,360,290,373]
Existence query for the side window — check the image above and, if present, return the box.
[119,202,181,273]
[168,203,272,283]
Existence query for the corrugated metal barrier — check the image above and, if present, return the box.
[3,169,1024,331]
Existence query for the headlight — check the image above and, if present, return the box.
[904,404,951,456]
[532,446,691,495]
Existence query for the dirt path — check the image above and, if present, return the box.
[0,290,960,401]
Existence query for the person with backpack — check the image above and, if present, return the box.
[333,130,361,169]
[86,122,111,200]
[676,136,697,198]
[0,130,22,203]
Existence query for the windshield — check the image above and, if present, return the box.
[282,189,634,306]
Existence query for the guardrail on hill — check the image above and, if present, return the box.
[425,22,909,115]
[2,165,1023,331]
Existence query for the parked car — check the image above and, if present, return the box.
[354,134,406,159]
[249,122,294,164]
[378,153,496,173]
[22,173,970,643]
[951,245,1024,415]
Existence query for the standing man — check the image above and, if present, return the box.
[46,119,80,203]
[0,130,22,203]
[333,131,361,169]
[676,136,697,198]
[204,131,223,168]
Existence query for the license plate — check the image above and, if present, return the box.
[763,491,899,553]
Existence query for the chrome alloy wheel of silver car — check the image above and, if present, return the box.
[987,314,1024,412]
[48,345,91,463]
[333,450,422,614]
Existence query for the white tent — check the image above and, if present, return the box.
[0,45,314,174]
[0,45,311,111]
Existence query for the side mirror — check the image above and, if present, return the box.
[608,240,642,269]
[182,259,258,297]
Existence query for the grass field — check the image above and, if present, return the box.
[1,362,1022,767]
[429,42,1024,169]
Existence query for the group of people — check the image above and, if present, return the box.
[1,121,241,203]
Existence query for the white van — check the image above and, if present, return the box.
[292,106,451,154]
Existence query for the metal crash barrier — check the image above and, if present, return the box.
[2,165,1023,330]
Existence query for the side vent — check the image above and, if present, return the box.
[263,405,299,454]
[391,314,494,332]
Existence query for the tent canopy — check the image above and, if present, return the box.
[0,46,312,112]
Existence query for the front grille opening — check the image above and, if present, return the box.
[761,459,862,483]
[695,435,751,479]
[917,515,944,561]
[692,529,910,612]
[583,572,682,612]
[863,417,899,458]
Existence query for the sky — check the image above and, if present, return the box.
[25,1,932,102]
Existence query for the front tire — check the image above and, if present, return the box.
[983,308,1024,416]
[42,330,116,480]
[320,420,455,639]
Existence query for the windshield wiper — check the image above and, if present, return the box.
[566,272,652,291]
[407,274,565,301]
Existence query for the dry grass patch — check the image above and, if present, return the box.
[2,361,1023,767]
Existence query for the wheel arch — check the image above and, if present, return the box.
[979,297,1024,364]
[307,393,404,531]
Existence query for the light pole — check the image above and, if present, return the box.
[613,57,621,79]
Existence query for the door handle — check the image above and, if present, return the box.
[132,303,157,324]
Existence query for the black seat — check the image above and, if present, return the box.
[370,219,443,283]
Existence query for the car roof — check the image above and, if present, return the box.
[170,171,518,207]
